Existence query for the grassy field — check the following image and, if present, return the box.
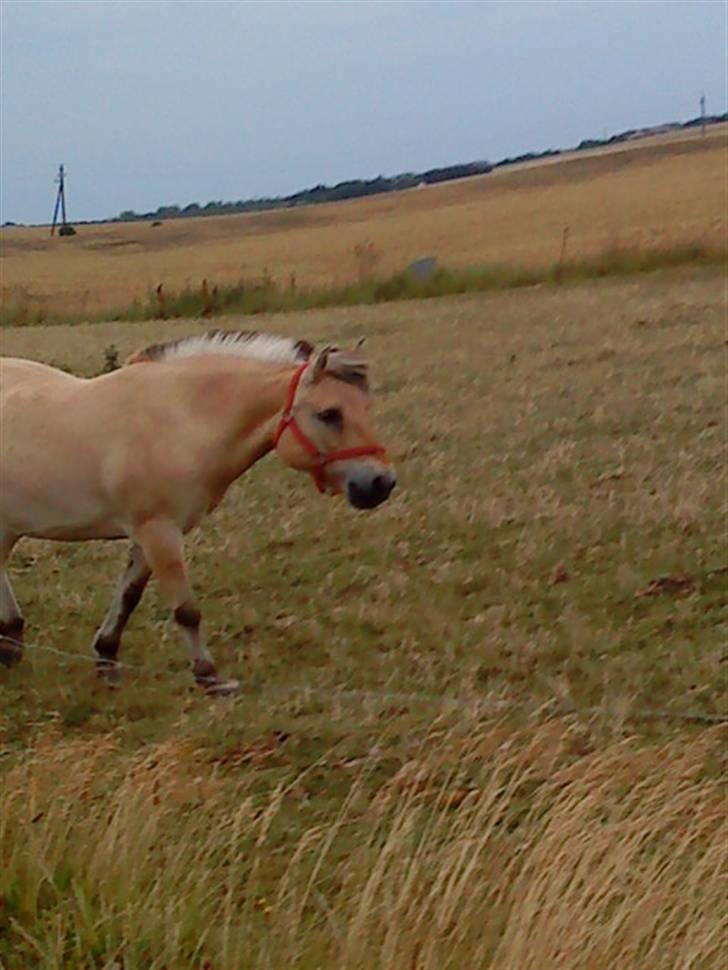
[1,264,726,968]
[1,125,726,324]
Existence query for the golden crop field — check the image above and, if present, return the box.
[1,126,726,321]
[1,257,726,966]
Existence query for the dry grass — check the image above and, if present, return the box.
[1,719,725,970]
[1,126,726,321]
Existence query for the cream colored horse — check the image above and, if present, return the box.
[0,330,395,694]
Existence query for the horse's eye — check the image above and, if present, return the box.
[317,407,343,429]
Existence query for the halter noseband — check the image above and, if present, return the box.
[273,362,387,493]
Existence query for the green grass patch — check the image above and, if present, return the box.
[2,239,725,329]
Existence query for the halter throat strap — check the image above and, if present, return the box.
[273,363,386,493]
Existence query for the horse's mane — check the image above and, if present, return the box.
[125,329,313,367]
[125,329,369,389]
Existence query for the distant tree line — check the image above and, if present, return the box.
[112,113,726,225]
[115,161,495,223]
[7,113,724,230]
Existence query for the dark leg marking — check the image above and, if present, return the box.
[174,603,202,629]
[93,546,151,684]
[96,580,148,657]
[192,657,219,686]
[0,616,24,668]
[174,603,221,688]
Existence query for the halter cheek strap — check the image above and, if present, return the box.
[273,363,387,493]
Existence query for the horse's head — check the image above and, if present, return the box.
[274,342,396,509]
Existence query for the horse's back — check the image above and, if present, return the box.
[0,357,81,399]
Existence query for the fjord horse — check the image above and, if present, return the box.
[0,331,395,694]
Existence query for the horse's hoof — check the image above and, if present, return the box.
[0,640,23,668]
[204,678,240,697]
[96,659,122,686]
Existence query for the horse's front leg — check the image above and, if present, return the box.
[134,518,239,696]
[0,533,23,668]
[93,543,151,685]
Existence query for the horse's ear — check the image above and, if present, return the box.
[305,345,336,384]
[355,337,366,352]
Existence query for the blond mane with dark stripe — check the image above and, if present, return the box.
[126,330,369,389]
[126,330,313,367]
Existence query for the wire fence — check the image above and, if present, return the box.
[3,634,726,727]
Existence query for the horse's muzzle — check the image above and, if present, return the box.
[346,469,396,509]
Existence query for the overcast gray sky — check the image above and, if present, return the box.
[1,0,726,224]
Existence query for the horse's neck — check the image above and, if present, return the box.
[189,360,293,484]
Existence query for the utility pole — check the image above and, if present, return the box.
[700,92,706,138]
[50,164,75,236]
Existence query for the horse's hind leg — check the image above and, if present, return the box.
[0,533,23,668]
[92,543,151,685]
[134,518,239,696]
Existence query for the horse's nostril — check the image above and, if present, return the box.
[347,472,395,509]
[373,474,395,500]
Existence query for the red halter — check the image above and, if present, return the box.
[273,363,387,493]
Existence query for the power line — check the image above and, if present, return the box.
[50,163,75,236]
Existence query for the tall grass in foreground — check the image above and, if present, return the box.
[1,719,725,969]
[2,237,725,328]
